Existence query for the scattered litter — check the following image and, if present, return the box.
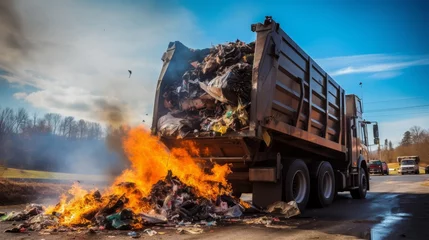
[128,231,141,238]
[105,209,133,230]
[1,204,45,221]
[224,205,243,218]
[244,216,272,226]
[4,227,20,233]
[143,228,157,236]
[265,224,294,229]
[177,226,204,234]
[266,201,300,218]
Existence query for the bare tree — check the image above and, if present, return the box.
[15,108,29,134]
[44,113,54,133]
[63,116,75,138]
[0,107,16,166]
[0,107,16,136]
[410,126,426,144]
[32,112,38,128]
[52,113,62,135]
[77,119,87,139]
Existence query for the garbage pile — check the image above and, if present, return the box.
[1,171,247,234]
[158,40,255,138]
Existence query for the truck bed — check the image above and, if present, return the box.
[152,18,347,162]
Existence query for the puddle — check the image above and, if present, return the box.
[370,212,411,239]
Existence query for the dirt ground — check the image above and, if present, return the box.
[1,174,429,240]
[0,179,70,205]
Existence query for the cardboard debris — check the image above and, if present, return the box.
[158,40,255,138]
[266,201,300,218]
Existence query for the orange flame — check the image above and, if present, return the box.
[46,126,232,226]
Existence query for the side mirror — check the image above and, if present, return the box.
[374,138,380,145]
[373,124,380,145]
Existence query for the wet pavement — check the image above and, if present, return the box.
[1,174,429,240]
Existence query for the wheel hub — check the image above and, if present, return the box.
[292,170,307,203]
[322,171,333,199]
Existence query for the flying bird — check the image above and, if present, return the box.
[128,70,132,78]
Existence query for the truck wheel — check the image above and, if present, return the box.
[283,159,310,210]
[350,167,367,199]
[311,162,335,207]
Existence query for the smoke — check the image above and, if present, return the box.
[0,0,31,69]
[0,1,204,179]
[94,99,130,127]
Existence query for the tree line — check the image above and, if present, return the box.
[0,106,123,175]
[373,126,429,165]
[0,107,103,140]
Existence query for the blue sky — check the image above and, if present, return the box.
[0,0,428,144]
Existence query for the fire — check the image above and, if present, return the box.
[46,126,232,226]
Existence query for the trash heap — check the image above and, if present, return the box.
[158,40,255,138]
[1,171,248,233]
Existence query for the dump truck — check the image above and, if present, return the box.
[151,17,379,210]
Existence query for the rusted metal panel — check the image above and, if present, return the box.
[249,168,277,182]
[152,18,348,163]
[253,19,346,153]
[161,137,254,162]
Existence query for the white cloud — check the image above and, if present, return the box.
[316,54,429,78]
[369,71,402,79]
[0,0,204,125]
[13,92,27,100]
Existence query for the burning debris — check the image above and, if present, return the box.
[0,123,300,236]
[158,40,255,138]
[1,171,246,233]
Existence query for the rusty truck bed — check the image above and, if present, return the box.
[152,18,347,161]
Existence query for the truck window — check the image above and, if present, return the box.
[401,160,416,165]
[355,96,363,114]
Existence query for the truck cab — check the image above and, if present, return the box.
[398,157,420,175]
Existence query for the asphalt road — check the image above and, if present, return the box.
[1,174,429,240]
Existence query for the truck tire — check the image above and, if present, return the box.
[350,167,368,199]
[311,162,335,207]
[283,159,310,210]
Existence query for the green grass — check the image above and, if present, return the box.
[0,167,105,182]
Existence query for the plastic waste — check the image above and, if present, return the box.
[266,201,300,218]
[140,213,168,224]
[177,226,204,234]
[143,228,157,236]
[127,231,140,238]
[224,205,243,218]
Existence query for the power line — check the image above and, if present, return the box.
[365,104,429,113]
[365,108,429,116]
[365,96,428,104]
[365,111,429,118]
